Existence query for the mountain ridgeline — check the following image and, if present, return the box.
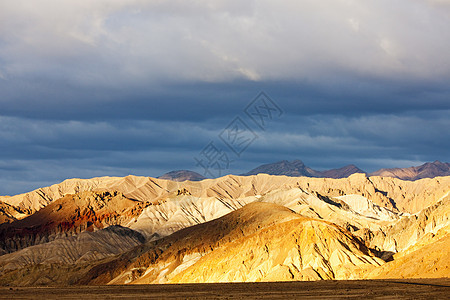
[241,160,365,179]
[0,164,448,286]
[241,160,449,180]
[158,160,449,181]
[370,160,450,181]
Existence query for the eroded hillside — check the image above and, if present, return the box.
[0,174,448,285]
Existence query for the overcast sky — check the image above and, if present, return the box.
[1,0,449,195]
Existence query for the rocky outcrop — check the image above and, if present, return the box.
[0,191,149,253]
[0,201,30,224]
[366,193,450,253]
[364,226,450,279]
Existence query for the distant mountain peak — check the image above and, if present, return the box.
[242,160,364,179]
[241,160,313,177]
[319,164,366,179]
[370,161,450,181]
[158,170,206,182]
[242,160,449,180]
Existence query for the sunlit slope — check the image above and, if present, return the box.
[0,175,447,285]
[1,174,448,217]
[92,202,383,284]
[365,226,450,279]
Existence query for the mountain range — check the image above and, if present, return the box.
[241,160,366,178]
[159,160,450,181]
[0,173,448,285]
[370,160,450,180]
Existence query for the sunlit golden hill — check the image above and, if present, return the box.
[0,174,448,285]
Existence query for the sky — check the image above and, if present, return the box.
[0,0,449,196]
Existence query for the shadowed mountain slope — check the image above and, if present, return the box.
[243,160,450,181]
[370,161,450,180]
[0,226,144,271]
[241,160,365,178]
[158,170,206,182]
[320,164,365,179]
[242,160,319,177]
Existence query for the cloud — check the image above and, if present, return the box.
[0,1,449,195]
[1,0,449,86]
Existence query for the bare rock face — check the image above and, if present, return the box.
[0,191,149,253]
[294,173,450,213]
[0,201,30,224]
[127,194,254,240]
[364,225,450,279]
[0,176,123,213]
[335,194,398,221]
[367,194,450,253]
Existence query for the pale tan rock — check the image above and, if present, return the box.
[0,174,448,286]
[116,203,384,284]
[1,174,448,217]
[364,226,450,279]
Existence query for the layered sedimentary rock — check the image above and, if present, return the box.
[0,191,148,253]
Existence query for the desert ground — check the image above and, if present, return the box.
[2,279,449,299]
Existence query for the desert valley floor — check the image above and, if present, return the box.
[1,279,449,299]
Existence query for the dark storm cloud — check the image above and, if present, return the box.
[239,110,450,171]
[1,77,449,122]
[0,0,449,195]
